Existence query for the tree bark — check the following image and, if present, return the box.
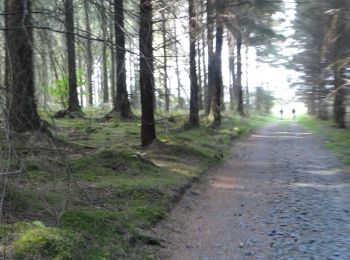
[205,0,215,116]
[318,82,329,120]
[208,19,223,126]
[5,0,43,132]
[65,0,81,113]
[173,20,183,109]
[333,5,347,128]
[4,0,10,98]
[40,40,49,108]
[112,0,133,118]
[236,34,244,116]
[333,67,346,128]
[102,18,109,103]
[139,0,156,146]
[200,0,208,111]
[83,0,93,106]
[109,8,116,108]
[228,32,236,111]
[245,45,250,109]
[161,10,170,113]
[197,39,203,110]
[188,0,200,127]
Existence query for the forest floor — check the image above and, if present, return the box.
[151,119,350,259]
[0,112,271,259]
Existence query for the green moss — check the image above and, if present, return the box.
[59,208,164,258]
[13,226,74,260]
[60,210,127,258]
[3,113,272,259]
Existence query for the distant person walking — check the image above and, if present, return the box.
[292,108,296,119]
[280,109,284,119]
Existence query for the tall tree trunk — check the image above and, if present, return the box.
[6,0,43,131]
[4,0,10,98]
[245,45,250,109]
[205,0,215,115]
[113,0,133,118]
[77,48,84,106]
[197,39,203,110]
[200,0,208,111]
[109,15,116,108]
[139,0,156,146]
[333,6,347,128]
[46,31,59,81]
[308,85,316,115]
[333,67,346,128]
[40,42,49,109]
[102,23,109,103]
[228,32,236,111]
[208,19,223,126]
[0,36,3,89]
[173,20,183,109]
[161,10,170,113]
[188,0,199,127]
[318,82,329,120]
[65,0,81,113]
[236,34,244,116]
[99,0,109,104]
[84,0,93,106]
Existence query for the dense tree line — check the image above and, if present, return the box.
[0,0,283,146]
[292,0,350,128]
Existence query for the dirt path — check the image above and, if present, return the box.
[152,122,350,259]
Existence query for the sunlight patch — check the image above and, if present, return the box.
[293,182,350,189]
[306,168,342,176]
[210,176,238,189]
[275,131,313,136]
[251,135,309,139]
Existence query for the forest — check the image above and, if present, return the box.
[0,0,349,259]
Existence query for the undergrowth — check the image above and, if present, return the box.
[1,112,271,259]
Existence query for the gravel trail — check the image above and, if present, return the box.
[153,122,350,260]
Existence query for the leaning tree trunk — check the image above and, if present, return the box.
[188,0,200,127]
[65,0,81,113]
[139,0,156,146]
[208,19,223,126]
[236,34,244,116]
[112,0,133,118]
[5,0,43,132]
